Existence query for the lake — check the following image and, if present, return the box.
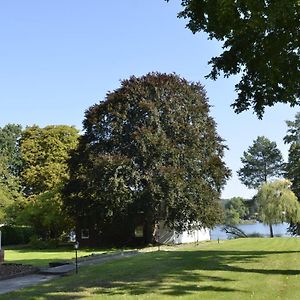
[210,222,292,240]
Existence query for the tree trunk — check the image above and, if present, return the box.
[143,218,155,244]
[269,224,274,237]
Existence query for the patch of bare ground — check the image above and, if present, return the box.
[0,264,38,280]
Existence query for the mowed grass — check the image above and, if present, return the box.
[4,246,114,267]
[2,238,300,299]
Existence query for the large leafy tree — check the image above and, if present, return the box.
[168,0,300,117]
[238,136,283,189]
[284,112,300,234]
[18,125,79,239]
[0,124,24,223]
[64,73,230,243]
[256,179,300,237]
[21,125,79,195]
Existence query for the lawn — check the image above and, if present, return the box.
[2,238,300,299]
[4,246,115,267]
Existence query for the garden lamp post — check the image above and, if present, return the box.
[74,241,79,274]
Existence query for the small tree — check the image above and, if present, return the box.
[238,136,283,189]
[16,189,74,240]
[256,180,300,237]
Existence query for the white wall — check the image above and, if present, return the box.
[157,224,211,244]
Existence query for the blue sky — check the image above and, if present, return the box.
[1,1,298,199]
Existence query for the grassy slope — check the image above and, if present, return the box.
[3,238,300,299]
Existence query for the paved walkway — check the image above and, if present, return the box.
[0,250,139,295]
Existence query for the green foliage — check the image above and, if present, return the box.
[284,112,300,197]
[0,123,23,177]
[20,125,79,195]
[169,0,300,117]
[284,112,300,234]
[238,136,283,189]
[0,124,24,223]
[1,225,34,246]
[64,73,230,242]
[256,179,300,237]
[16,189,74,240]
[0,181,25,224]
[28,236,60,249]
[224,197,249,225]
[15,125,79,240]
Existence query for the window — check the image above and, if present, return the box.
[81,229,89,239]
[134,226,143,238]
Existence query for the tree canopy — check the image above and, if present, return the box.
[284,112,300,234]
[0,124,23,178]
[256,179,300,237]
[0,124,24,223]
[64,72,230,243]
[284,112,300,197]
[238,136,283,189]
[20,125,79,195]
[168,0,300,117]
[224,197,249,225]
[16,125,79,240]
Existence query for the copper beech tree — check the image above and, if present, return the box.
[64,73,230,244]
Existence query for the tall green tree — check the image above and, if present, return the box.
[19,125,79,239]
[0,124,24,223]
[167,0,300,117]
[284,112,300,234]
[256,179,300,237]
[21,125,79,195]
[0,123,23,178]
[238,136,283,189]
[64,72,231,244]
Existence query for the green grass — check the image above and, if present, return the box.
[4,246,115,267]
[2,238,300,299]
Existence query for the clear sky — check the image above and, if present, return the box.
[1,1,298,199]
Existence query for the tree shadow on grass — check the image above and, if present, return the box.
[4,248,300,299]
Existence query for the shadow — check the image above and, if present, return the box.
[2,248,300,299]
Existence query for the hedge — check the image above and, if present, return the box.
[1,225,35,245]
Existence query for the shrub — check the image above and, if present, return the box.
[1,225,35,245]
[29,236,60,249]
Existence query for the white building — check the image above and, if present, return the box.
[156,223,211,244]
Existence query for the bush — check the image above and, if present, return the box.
[1,225,35,245]
[29,236,60,249]
[247,232,264,238]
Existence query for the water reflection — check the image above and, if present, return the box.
[210,222,291,240]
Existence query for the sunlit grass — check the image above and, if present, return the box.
[4,246,116,267]
[2,238,300,299]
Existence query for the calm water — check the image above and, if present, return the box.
[210,222,291,240]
